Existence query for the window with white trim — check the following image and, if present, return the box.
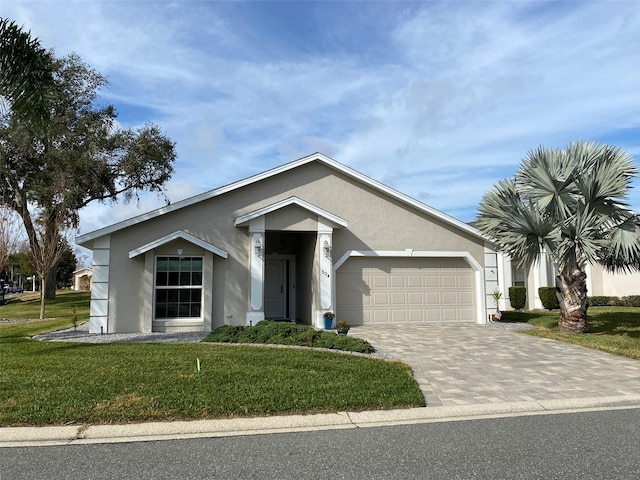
[155,257,203,319]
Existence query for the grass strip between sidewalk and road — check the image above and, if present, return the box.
[0,292,425,426]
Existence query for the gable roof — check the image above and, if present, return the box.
[128,230,229,259]
[77,152,486,247]
[234,196,348,228]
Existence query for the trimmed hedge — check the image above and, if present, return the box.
[508,286,526,310]
[203,320,375,354]
[538,286,559,310]
[588,295,640,307]
[536,291,640,309]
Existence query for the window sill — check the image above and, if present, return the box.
[153,319,204,328]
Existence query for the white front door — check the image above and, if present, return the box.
[265,258,286,318]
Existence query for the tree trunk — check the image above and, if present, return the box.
[39,275,46,321]
[45,267,56,299]
[556,270,588,334]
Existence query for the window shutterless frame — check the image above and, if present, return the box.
[154,256,204,320]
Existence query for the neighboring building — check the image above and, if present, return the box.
[493,253,640,311]
[73,267,92,291]
[77,153,501,334]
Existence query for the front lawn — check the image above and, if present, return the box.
[502,307,640,360]
[0,292,424,426]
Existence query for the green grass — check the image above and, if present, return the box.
[204,321,375,353]
[502,307,640,360]
[0,292,424,426]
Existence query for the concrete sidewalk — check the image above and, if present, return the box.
[3,396,640,448]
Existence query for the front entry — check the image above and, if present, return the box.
[264,256,296,319]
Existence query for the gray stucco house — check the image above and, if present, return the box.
[77,153,500,333]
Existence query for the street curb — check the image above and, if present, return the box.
[3,395,640,447]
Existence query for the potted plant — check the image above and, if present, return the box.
[323,311,335,330]
[336,320,351,335]
[490,290,502,322]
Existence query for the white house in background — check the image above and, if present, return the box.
[73,267,92,291]
[77,153,507,334]
[489,252,640,311]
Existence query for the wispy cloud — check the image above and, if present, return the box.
[3,0,639,237]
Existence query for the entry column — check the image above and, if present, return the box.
[247,217,265,326]
[316,218,333,328]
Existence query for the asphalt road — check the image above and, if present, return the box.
[3,408,640,479]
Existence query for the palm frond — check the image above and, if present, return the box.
[554,204,608,274]
[571,141,637,219]
[516,145,578,221]
[476,177,555,270]
[598,215,640,273]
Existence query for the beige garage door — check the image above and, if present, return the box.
[336,257,475,325]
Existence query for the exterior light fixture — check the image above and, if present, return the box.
[254,238,263,256]
[177,248,183,256]
[323,239,332,258]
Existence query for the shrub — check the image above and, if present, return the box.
[588,296,615,307]
[509,286,526,310]
[613,296,627,307]
[203,320,374,354]
[625,295,640,307]
[538,287,559,310]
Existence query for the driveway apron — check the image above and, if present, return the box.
[350,324,640,407]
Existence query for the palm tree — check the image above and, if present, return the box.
[476,141,640,334]
[0,18,54,125]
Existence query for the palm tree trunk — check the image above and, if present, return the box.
[556,270,588,334]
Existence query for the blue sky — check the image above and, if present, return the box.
[3,0,640,240]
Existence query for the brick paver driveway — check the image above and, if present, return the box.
[351,324,640,407]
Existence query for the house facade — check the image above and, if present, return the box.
[77,153,498,333]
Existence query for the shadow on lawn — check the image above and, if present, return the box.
[586,311,640,338]
[502,309,640,338]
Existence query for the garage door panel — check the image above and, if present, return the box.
[372,275,388,288]
[372,292,389,305]
[441,275,457,288]
[442,291,457,305]
[390,292,406,305]
[408,309,424,322]
[407,292,423,304]
[459,291,474,305]
[337,257,476,325]
[442,309,459,321]
[423,275,440,288]
[425,292,440,304]
[373,310,389,323]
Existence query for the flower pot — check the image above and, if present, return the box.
[324,317,333,329]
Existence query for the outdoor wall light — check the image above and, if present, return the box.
[254,238,263,256]
[323,239,332,259]
[177,248,183,256]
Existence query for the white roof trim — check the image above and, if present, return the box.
[128,230,228,259]
[77,152,485,246]
[234,196,348,228]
